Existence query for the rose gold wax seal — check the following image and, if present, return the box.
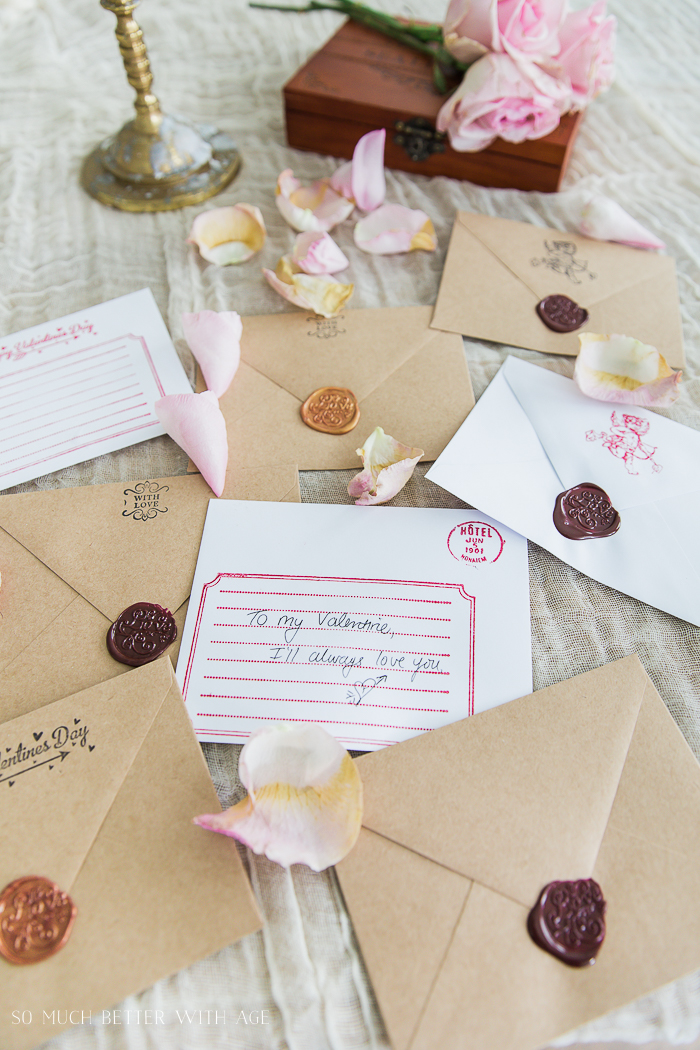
[0,875,77,965]
[300,387,360,435]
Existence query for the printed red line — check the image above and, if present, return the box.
[216,605,451,622]
[0,413,154,467]
[219,590,452,604]
[2,401,148,447]
[204,661,449,675]
[195,693,447,712]
[0,366,135,415]
[0,421,158,477]
[201,678,449,694]
[0,345,128,391]
[0,383,141,429]
[197,712,431,730]
[212,624,449,639]
[210,641,451,656]
[0,355,132,403]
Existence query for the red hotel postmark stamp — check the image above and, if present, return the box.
[448,521,504,565]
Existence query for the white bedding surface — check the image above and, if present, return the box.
[1,0,699,1045]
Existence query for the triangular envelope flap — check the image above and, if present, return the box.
[459,212,671,306]
[502,356,700,510]
[357,657,648,907]
[0,660,170,892]
[605,679,700,856]
[0,474,213,621]
[240,306,437,403]
[336,829,471,1050]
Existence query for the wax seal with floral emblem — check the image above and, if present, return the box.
[536,294,589,333]
[553,483,621,540]
[106,602,177,666]
[527,878,606,967]
[300,387,360,434]
[0,875,77,965]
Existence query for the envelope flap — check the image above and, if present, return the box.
[0,475,214,621]
[0,660,172,891]
[458,212,674,306]
[356,657,648,906]
[502,356,700,510]
[240,306,440,403]
[604,679,700,856]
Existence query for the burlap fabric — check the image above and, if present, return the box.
[1,0,699,1045]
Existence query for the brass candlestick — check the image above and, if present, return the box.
[81,0,240,212]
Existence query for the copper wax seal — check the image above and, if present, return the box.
[0,875,77,965]
[300,387,360,434]
[536,294,589,333]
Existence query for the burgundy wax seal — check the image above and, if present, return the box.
[527,879,606,967]
[536,294,589,333]
[106,602,177,667]
[553,483,621,540]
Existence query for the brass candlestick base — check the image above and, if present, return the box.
[82,0,240,212]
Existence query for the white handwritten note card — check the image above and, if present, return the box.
[177,501,532,750]
[0,289,191,490]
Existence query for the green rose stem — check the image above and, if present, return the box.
[249,0,469,91]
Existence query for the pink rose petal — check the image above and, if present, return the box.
[354,204,437,255]
[193,723,363,871]
[348,427,424,505]
[291,231,350,275]
[154,390,228,497]
[573,193,666,250]
[182,310,242,398]
[350,128,386,212]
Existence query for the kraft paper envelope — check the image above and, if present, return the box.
[426,356,700,626]
[0,465,300,718]
[431,212,685,366]
[0,658,262,1050]
[189,306,475,471]
[336,656,700,1050]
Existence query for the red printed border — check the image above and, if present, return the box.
[182,573,477,735]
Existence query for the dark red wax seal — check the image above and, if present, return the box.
[553,483,621,540]
[527,879,606,967]
[536,294,589,333]
[106,602,177,667]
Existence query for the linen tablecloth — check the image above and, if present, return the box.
[1,0,699,1045]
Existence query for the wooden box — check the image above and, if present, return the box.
[284,20,582,192]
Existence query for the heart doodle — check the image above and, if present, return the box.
[49,765,54,771]
[74,718,81,726]
[9,781,15,787]
[89,745,95,752]
[33,732,43,741]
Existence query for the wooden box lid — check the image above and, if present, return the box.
[284,19,582,190]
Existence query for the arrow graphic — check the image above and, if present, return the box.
[0,750,70,785]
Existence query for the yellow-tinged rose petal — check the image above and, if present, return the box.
[410,219,438,252]
[263,256,353,318]
[187,204,266,265]
[276,169,354,232]
[193,724,363,871]
[348,426,424,505]
[574,333,682,408]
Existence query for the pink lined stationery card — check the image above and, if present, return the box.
[0,289,191,490]
[177,501,532,751]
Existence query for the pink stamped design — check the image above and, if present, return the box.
[447,521,505,565]
[585,411,662,475]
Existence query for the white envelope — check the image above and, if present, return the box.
[427,357,700,626]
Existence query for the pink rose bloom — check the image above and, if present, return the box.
[555,0,615,110]
[444,0,567,64]
[437,52,571,152]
